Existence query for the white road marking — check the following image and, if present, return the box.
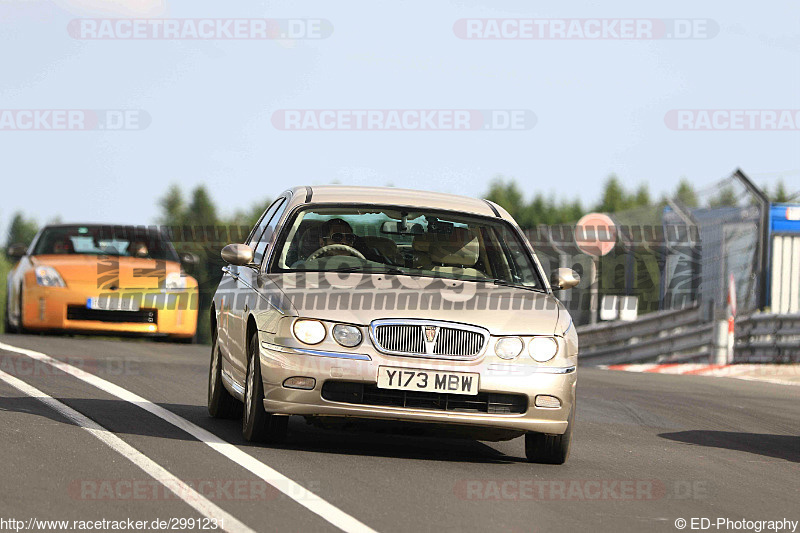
[0,341,378,533]
[0,368,254,533]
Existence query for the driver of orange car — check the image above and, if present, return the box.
[52,237,74,254]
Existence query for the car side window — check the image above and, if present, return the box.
[251,198,287,265]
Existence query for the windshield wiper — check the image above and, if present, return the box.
[474,278,546,292]
[303,266,408,275]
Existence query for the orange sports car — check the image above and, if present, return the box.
[4,224,198,341]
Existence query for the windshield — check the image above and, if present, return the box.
[32,225,180,262]
[271,205,544,289]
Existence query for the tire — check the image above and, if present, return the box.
[172,334,197,344]
[208,336,242,419]
[242,331,288,443]
[525,407,574,465]
[16,288,26,334]
[3,296,16,334]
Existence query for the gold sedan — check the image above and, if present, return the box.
[208,186,579,464]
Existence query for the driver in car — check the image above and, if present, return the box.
[316,218,358,256]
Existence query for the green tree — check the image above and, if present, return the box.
[158,184,185,225]
[485,177,527,223]
[708,184,738,207]
[595,175,630,212]
[230,200,271,230]
[5,212,38,252]
[770,180,790,203]
[674,179,699,208]
[633,184,651,208]
[185,186,218,227]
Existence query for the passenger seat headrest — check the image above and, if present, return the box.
[428,228,479,267]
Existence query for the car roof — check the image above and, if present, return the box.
[287,185,501,218]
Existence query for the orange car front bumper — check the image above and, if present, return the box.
[21,283,198,338]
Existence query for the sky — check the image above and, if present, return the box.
[1,0,798,240]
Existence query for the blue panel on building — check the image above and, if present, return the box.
[770,204,800,234]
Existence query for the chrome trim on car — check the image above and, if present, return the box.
[221,368,245,400]
[487,364,576,375]
[261,342,372,361]
[369,319,489,360]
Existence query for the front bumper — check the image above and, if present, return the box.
[22,284,198,338]
[259,342,576,436]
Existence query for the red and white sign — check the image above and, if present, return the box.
[575,213,617,256]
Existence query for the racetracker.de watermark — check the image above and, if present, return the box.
[0,110,150,131]
[67,18,333,39]
[665,110,800,131]
[68,479,320,501]
[454,18,719,40]
[0,353,140,377]
[271,109,536,130]
[454,479,711,501]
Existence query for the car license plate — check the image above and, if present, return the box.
[86,297,139,312]
[377,366,479,395]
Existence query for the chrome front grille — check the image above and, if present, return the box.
[370,320,488,359]
[432,327,484,356]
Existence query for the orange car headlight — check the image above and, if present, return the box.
[34,266,66,287]
[163,272,187,289]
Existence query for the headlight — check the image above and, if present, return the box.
[34,266,65,287]
[293,319,326,345]
[494,337,523,360]
[332,324,362,347]
[164,272,187,289]
[529,337,559,362]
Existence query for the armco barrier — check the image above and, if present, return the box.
[578,308,800,365]
[734,313,800,362]
[577,306,715,365]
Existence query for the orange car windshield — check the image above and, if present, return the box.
[32,226,179,262]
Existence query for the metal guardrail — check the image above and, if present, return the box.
[578,307,800,365]
[734,313,800,362]
[577,306,715,365]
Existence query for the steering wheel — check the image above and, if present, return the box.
[307,244,366,261]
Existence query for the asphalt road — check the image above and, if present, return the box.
[0,333,798,533]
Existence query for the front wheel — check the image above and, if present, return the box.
[242,331,288,443]
[15,288,26,334]
[525,407,574,464]
[208,336,242,419]
[3,297,16,334]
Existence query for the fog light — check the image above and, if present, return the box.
[283,377,316,390]
[534,395,561,408]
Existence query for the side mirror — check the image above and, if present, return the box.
[551,268,580,290]
[7,243,27,259]
[221,243,255,267]
[180,252,199,266]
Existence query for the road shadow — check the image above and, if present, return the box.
[0,396,525,464]
[658,430,800,463]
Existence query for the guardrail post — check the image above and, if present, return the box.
[713,319,729,365]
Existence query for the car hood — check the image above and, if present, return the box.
[31,255,183,289]
[267,274,561,336]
